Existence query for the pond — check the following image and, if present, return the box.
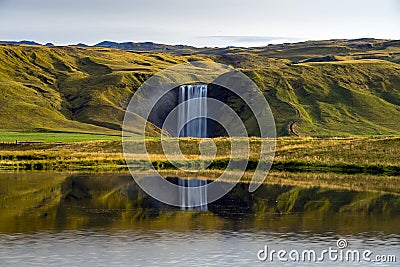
[0,172,399,266]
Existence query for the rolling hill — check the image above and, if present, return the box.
[0,39,400,137]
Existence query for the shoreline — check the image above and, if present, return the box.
[0,136,399,195]
[0,136,399,173]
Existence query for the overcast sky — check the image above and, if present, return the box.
[0,0,399,47]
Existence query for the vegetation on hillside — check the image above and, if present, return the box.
[0,45,205,135]
[1,39,400,136]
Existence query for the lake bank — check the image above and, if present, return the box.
[0,137,399,174]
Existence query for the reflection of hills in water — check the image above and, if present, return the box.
[0,172,400,233]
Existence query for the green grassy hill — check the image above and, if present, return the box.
[243,59,400,136]
[0,39,400,137]
[216,39,400,136]
[0,45,207,136]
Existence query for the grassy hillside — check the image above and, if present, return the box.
[245,60,400,136]
[0,39,400,137]
[216,40,400,136]
[0,45,205,135]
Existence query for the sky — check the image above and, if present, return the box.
[0,0,399,47]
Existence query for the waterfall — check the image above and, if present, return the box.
[177,84,208,210]
[178,84,208,138]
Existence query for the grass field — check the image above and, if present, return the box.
[0,131,122,142]
[0,136,399,174]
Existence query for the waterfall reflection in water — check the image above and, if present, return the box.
[177,178,208,210]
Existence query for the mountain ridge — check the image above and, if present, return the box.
[1,38,398,51]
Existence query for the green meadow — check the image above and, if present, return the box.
[0,131,121,142]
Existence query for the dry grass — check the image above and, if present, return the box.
[0,137,399,175]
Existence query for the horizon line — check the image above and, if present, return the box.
[1,37,398,49]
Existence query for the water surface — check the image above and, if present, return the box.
[0,172,399,266]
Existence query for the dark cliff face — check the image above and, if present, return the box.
[148,88,179,130]
[208,83,260,137]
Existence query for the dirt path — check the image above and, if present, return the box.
[287,102,301,136]
[272,77,301,136]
